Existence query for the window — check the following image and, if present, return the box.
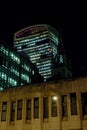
[51,96,57,117]
[70,93,77,115]
[1,102,7,121]
[81,92,87,116]
[62,95,67,117]
[22,44,27,49]
[10,101,15,121]
[34,98,39,118]
[59,55,63,63]
[26,99,31,120]
[43,97,49,118]
[17,100,22,120]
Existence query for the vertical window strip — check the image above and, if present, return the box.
[17,100,22,120]
[1,102,7,121]
[34,98,39,118]
[10,101,15,121]
[62,95,68,117]
[70,93,77,115]
[43,97,49,118]
[81,92,87,116]
[26,99,31,120]
[51,96,57,117]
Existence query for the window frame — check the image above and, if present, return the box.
[1,102,7,121]
[17,100,22,120]
[26,99,31,120]
[10,101,16,121]
[34,98,39,118]
[70,93,77,115]
[43,97,49,118]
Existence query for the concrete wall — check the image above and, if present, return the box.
[0,77,87,130]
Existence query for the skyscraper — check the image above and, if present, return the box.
[14,24,71,81]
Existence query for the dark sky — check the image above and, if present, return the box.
[0,1,87,77]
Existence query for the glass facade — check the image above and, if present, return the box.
[0,42,39,91]
[14,24,61,81]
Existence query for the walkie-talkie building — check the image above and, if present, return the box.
[14,24,71,81]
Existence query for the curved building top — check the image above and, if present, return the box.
[14,24,58,39]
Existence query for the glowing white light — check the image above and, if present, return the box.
[52,96,58,100]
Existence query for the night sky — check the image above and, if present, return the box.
[0,1,87,77]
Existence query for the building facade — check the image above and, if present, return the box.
[0,41,43,91]
[14,24,71,81]
[0,76,87,130]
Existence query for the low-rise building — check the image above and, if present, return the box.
[0,76,87,130]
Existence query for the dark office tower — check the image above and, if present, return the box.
[14,24,71,81]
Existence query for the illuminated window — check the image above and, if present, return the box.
[10,52,20,64]
[34,98,39,118]
[43,97,49,118]
[51,96,57,117]
[0,87,3,91]
[8,77,17,86]
[1,72,7,80]
[17,100,22,120]
[1,102,7,121]
[59,55,63,63]
[10,101,15,121]
[24,64,29,71]
[32,70,34,75]
[21,73,29,82]
[11,67,19,76]
[1,46,8,56]
[26,99,31,120]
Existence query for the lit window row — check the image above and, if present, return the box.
[41,72,52,76]
[30,53,41,58]
[37,63,51,68]
[30,56,40,61]
[39,66,51,71]
[25,42,49,51]
[36,60,51,65]
[0,71,17,86]
[21,73,29,82]
[0,45,20,65]
[9,52,20,64]
[39,69,51,74]
[0,46,8,56]
[49,32,59,44]
[22,63,30,72]
[10,68,19,76]
[8,77,17,86]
